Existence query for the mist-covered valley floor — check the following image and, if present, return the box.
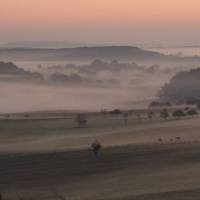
[0,59,178,113]
[2,45,200,113]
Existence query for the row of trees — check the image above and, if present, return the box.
[74,108,198,127]
[160,108,198,119]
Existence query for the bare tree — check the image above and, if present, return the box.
[158,138,163,144]
[123,112,129,125]
[175,136,181,143]
[147,111,154,120]
[160,109,169,119]
[137,113,141,121]
[75,114,87,128]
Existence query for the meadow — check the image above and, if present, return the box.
[0,111,200,199]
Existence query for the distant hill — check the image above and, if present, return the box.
[160,68,200,101]
[1,46,200,63]
[0,46,171,62]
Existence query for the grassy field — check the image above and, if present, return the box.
[2,143,200,200]
[0,113,199,152]
[0,114,155,152]
[0,114,200,199]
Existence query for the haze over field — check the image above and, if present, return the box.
[0,59,173,113]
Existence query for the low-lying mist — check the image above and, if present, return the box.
[0,82,160,113]
[0,64,172,113]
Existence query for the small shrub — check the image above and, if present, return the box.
[186,109,198,116]
[172,109,185,117]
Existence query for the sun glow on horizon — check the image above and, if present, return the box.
[1,0,200,44]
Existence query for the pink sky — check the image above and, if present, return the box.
[1,0,200,45]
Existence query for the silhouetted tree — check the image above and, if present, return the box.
[24,114,30,118]
[75,114,87,127]
[172,109,185,118]
[110,109,121,115]
[158,138,163,144]
[137,113,141,120]
[175,136,181,143]
[147,111,154,120]
[123,112,129,124]
[186,109,198,117]
[160,109,169,119]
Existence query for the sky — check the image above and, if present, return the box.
[1,0,200,46]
